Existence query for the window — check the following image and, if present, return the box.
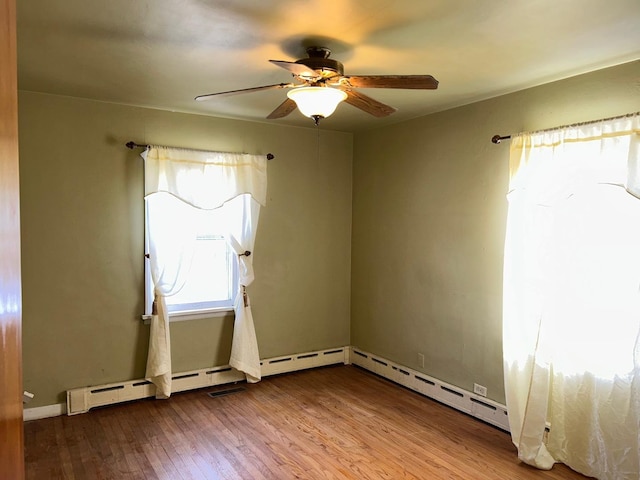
[144,193,239,320]
[537,184,640,379]
[502,113,640,477]
[141,145,267,397]
[164,233,236,314]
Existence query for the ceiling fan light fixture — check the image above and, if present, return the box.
[287,87,348,123]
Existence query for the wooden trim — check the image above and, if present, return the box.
[0,0,24,478]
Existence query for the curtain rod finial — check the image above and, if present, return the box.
[492,134,512,144]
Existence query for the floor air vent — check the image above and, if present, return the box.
[206,387,246,398]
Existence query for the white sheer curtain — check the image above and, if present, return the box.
[225,194,262,382]
[144,192,199,398]
[503,113,640,479]
[142,146,267,398]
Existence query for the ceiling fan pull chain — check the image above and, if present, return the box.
[316,123,321,162]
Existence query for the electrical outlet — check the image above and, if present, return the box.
[473,383,487,397]
[417,353,425,368]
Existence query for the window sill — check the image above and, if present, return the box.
[141,308,234,324]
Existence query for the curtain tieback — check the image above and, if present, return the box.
[238,250,251,257]
[241,285,249,307]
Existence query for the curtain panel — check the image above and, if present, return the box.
[503,113,640,479]
[142,146,267,398]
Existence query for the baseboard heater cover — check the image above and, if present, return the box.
[61,345,508,432]
[349,347,510,432]
[66,347,349,415]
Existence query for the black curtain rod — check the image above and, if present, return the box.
[491,112,639,144]
[125,141,274,160]
[491,135,511,144]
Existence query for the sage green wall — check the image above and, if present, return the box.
[351,60,640,405]
[20,61,639,409]
[19,92,353,407]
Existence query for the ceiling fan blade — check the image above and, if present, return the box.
[195,83,293,101]
[342,75,439,90]
[269,60,320,80]
[344,89,397,118]
[266,98,298,119]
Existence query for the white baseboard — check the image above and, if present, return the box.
[23,403,66,422]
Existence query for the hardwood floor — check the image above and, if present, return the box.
[24,365,591,479]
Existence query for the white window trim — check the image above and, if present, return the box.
[141,307,233,324]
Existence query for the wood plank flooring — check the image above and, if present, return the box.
[24,365,592,479]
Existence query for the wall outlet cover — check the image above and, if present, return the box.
[473,383,487,397]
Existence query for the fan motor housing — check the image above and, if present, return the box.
[296,47,344,78]
[296,57,344,77]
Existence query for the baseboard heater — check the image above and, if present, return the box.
[66,347,349,415]
[65,345,509,432]
[349,347,510,432]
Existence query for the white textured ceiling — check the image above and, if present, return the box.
[16,0,640,132]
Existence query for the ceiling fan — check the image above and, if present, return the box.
[195,46,439,125]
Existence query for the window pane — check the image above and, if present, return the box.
[545,186,640,378]
[145,195,239,315]
[166,235,235,310]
